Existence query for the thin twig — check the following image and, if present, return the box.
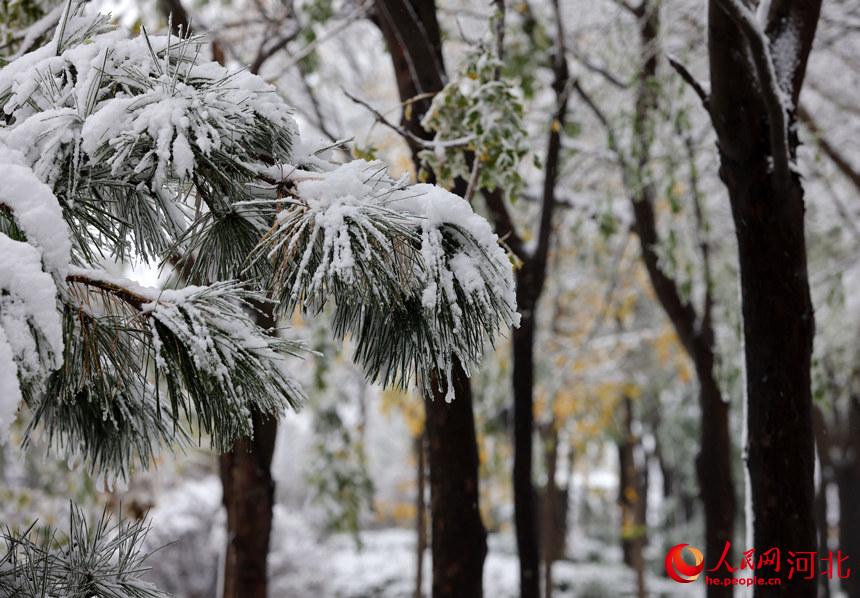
[66,274,152,311]
[667,54,710,111]
[342,89,473,150]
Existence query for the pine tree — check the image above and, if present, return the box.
[0,2,517,593]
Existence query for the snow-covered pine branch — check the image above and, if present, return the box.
[0,3,307,471]
[0,2,517,477]
[0,504,167,597]
[252,159,519,400]
[0,8,295,266]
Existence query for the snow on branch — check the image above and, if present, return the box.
[253,160,519,400]
[0,151,69,441]
[0,13,297,264]
[0,3,517,475]
[52,272,306,468]
[0,504,167,598]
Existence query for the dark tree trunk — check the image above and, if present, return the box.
[513,298,541,598]
[694,351,736,591]
[835,396,860,598]
[725,160,816,593]
[508,20,570,596]
[424,361,488,598]
[720,147,816,595]
[415,431,427,598]
[708,1,822,594]
[219,300,280,598]
[373,3,488,596]
[540,426,568,598]
[219,410,277,598]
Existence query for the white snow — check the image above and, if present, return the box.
[0,327,23,443]
[0,160,71,274]
[0,234,64,441]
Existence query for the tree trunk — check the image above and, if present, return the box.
[627,4,736,592]
[219,301,279,598]
[694,353,736,592]
[219,410,277,598]
[708,1,822,594]
[835,396,860,598]
[425,361,488,598]
[617,396,647,598]
[373,4,488,596]
[722,154,817,595]
[540,426,568,598]
[415,431,427,598]
[513,297,541,598]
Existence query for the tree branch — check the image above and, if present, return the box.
[611,0,644,18]
[483,188,526,260]
[66,273,152,311]
[798,103,860,194]
[713,0,791,190]
[572,79,628,171]
[570,47,631,89]
[250,26,300,74]
[342,89,474,150]
[532,0,571,282]
[667,54,710,111]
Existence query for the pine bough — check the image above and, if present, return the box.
[0,5,516,480]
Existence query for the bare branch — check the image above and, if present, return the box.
[341,89,474,149]
[571,79,628,171]
[532,0,572,280]
[274,0,373,75]
[66,273,151,311]
[667,54,710,111]
[798,103,860,194]
[250,26,300,74]
[611,0,645,18]
[570,45,631,89]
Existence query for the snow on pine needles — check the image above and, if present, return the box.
[0,1,517,472]
[253,159,518,400]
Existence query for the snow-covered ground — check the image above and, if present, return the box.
[143,476,701,597]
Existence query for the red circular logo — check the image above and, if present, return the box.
[665,543,704,583]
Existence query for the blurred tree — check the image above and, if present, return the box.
[406,1,571,594]
[571,2,737,590]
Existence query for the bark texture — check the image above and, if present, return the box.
[219,410,277,598]
[424,362,488,598]
[708,0,822,594]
